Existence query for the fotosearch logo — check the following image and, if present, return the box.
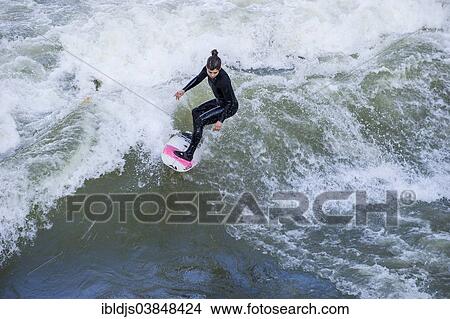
[65,190,416,227]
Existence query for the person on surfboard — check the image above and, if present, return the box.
[173,49,239,161]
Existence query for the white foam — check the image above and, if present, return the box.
[0,107,20,154]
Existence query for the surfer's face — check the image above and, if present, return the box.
[207,67,220,79]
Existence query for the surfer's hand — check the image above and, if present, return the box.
[213,121,222,131]
[175,90,185,100]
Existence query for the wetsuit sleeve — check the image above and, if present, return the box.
[217,79,235,123]
[182,66,207,92]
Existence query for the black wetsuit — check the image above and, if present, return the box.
[176,66,239,160]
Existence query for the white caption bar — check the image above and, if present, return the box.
[0,299,448,319]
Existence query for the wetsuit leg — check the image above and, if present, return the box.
[191,99,218,121]
[187,101,225,155]
[174,100,224,161]
[175,100,237,161]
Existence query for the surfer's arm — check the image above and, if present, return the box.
[217,81,234,123]
[218,101,232,123]
[182,66,207,92]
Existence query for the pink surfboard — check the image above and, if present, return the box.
[161,132,200,172]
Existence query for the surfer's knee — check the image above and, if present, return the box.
[193,115,203,127]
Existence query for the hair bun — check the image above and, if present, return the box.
[211,49,219,56]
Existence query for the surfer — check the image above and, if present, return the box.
[173,49,239,161]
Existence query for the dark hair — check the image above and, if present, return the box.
[207,49,221,70]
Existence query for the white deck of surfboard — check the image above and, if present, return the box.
[161,132,201,172]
